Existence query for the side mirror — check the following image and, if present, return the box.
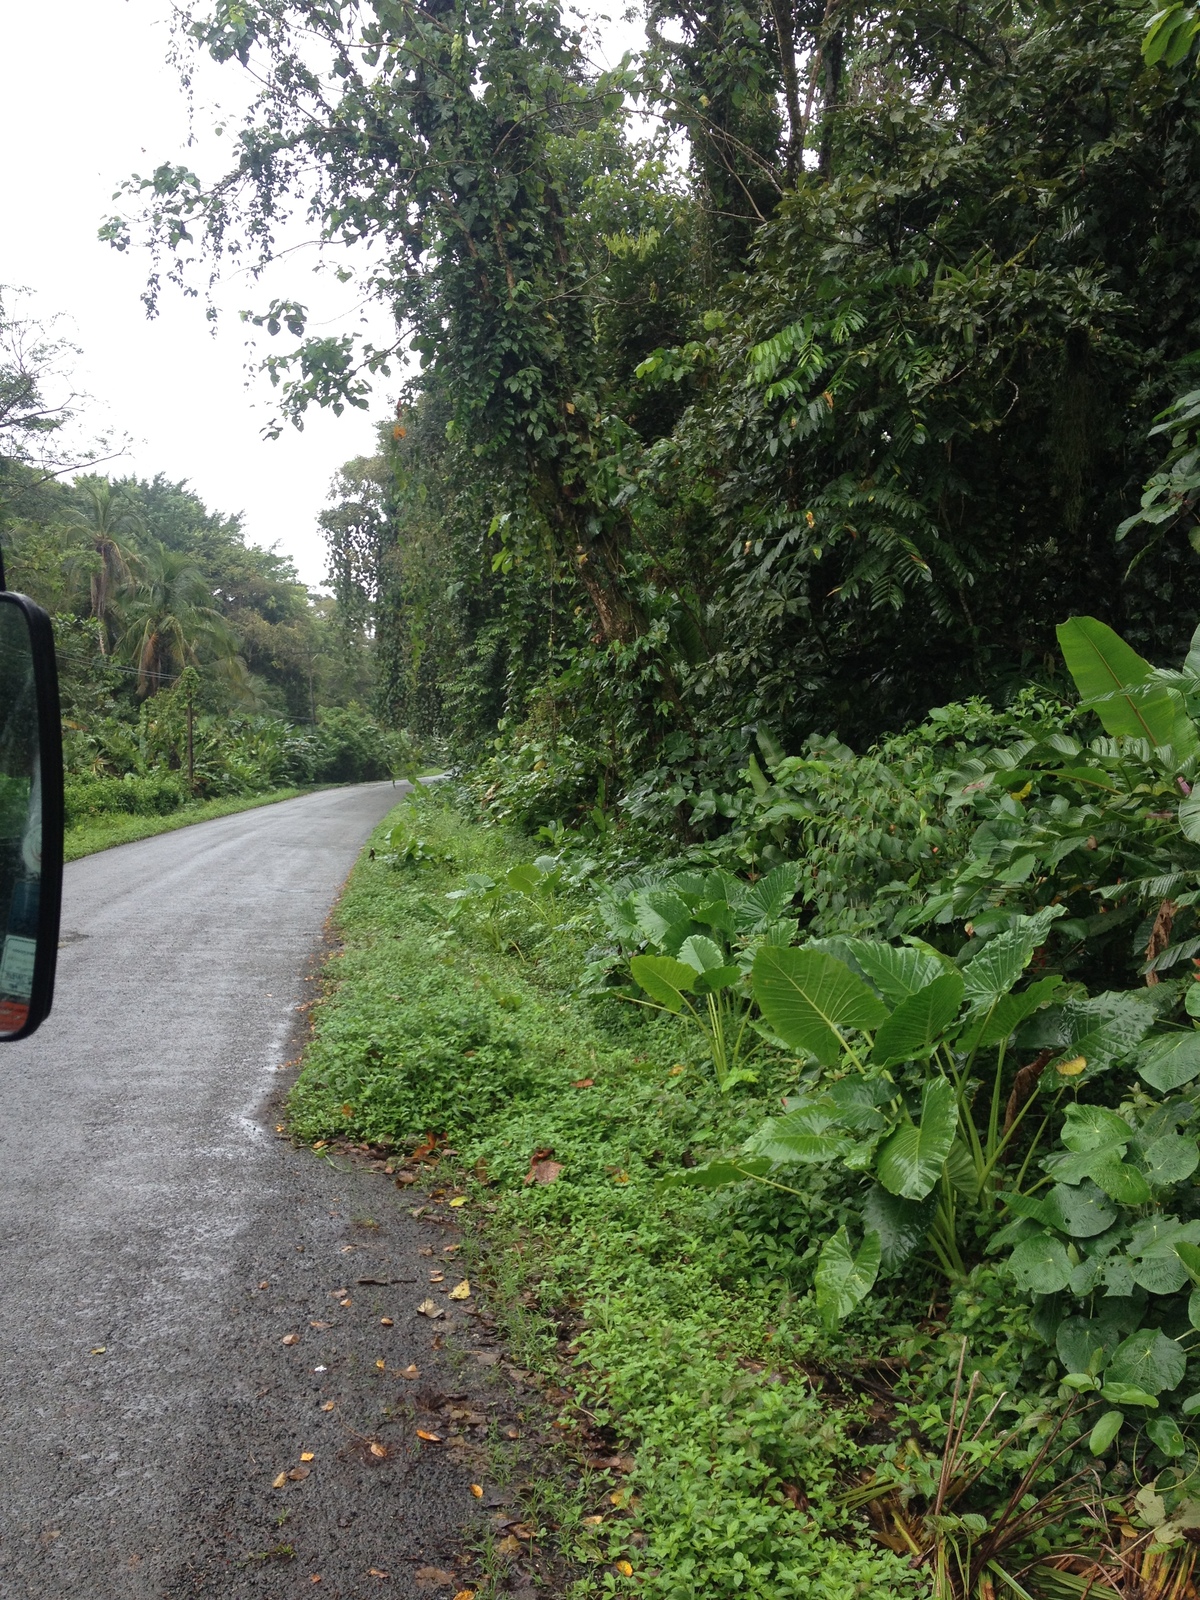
[0,590,63,1040]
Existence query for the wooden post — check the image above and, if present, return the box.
[186,696,194,790]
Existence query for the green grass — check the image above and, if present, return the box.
[291,792,920,1600]
[64,786,315,861]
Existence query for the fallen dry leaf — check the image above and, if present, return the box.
[524,1159,563,1185]
[582,1515,603,1525]
[368,1570,390,1580]
[616,1559,633,1577]
[449,1196,467,1208]
[320,1401,335,1412]
[288,1466,310,1481]
[572,1077,594,1088]
[339,1298,353,1308]
[282,1333,300,1347]
[511,1523,537,1540]
[300,1452,315,1462]
[272,1472,288,1489]
[495,1535,522,1557]
[429,1271,445,1282]
[369,1442,388,1459]
[591,1454,636,1473]
[401,1363,420,1378]
[448,1280,471,1301]
[668,1064,685,1077]
[313,1140,327,1150]
[469,1484,484,1498]
[258,1280,269,1289]
[416,1429,442,1443]
[380,1316,394,1327]
[416,1299,444,1319]
[376,1359,386,1370]
[89,1346,106,1356]
[414,1568,456,1587]
[310,1578,322,1586]
[452,1591,475,1600]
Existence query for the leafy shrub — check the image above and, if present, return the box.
[307,705,406,783]
[63,772,188,826]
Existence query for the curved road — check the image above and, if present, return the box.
[0,785,500,1598]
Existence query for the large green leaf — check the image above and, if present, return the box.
[1142,1133,1200,1188]
[956,975,1063,1054]
[1008,1231,1073,1294]
[657,1156,773,1191]
[875,1076,959,1200]
[1046,993,1155,1084]
[1056,616,1199,756]
[870,972,964,1067]
[633,890,693,947]
[1041,1180,1117,1239]
[740,864,801,928]
[1057,1316,1115,1376]
[843,939,948,1004]
[961,907,1065,1013]
[1139,1031,1200,1093]
[677,933,726,974]
[751,946,890,1065]
[814,1228,881,1329]
[862,1186,935,1273]
[1106,1329,1187,1396]
[744,1104,855,1165]
[629,954,696,1013]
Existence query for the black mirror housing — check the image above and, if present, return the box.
[0,592,63,1040]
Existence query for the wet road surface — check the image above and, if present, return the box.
[0,785,504,1597]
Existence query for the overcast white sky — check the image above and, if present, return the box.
[0,0,644,588]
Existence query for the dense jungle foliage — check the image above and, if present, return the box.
[99,0,1200,1592]
[0,291,405,814]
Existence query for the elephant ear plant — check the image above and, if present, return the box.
[662,905,1174,1329]
[597,864,802,1091]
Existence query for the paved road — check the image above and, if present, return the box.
[0,786,502,1598]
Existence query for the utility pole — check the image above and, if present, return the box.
[187,694,194,790]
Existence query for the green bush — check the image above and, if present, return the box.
[64,773,188,827]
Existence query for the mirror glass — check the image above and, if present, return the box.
[0,600,43,1037]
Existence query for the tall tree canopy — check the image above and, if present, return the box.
[108,0,1200,791]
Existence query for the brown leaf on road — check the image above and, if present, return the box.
[380,1317,394,1326]
[320,1401,335,1412]
[416,1429,442,1443]
[416,1299,445,1319]
[310,1321,330,1329]
[368,1570,390,1580]
[281,1333,300,1346]
[401,1363,420,1378]
[469,1484,484,1498]
[414,1566,456,1588]
[452,1591,475,1600]
[448,1280,471,1301]
[369,1441,388,1459]
[300,1452,315,1462]
[272,1472,288,1489]
[495,1535,522,1557]
[287,1466,311,1481]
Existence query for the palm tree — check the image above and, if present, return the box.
[117,542,238,696]
[67,479,141,654]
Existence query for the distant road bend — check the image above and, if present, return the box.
[0,783,486,1598]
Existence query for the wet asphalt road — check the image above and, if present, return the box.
[0,785,505,1598]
